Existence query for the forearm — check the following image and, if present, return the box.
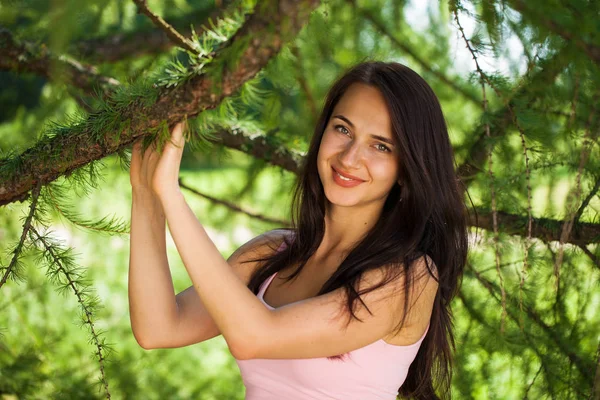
[128,189,179,345]
[160,191,272,354]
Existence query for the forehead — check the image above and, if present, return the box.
[331,83,392,134]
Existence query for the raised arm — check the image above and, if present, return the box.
[128,136,288,349]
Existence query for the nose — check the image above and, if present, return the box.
[338,140,364,169]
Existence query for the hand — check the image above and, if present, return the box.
[129,121,186,198]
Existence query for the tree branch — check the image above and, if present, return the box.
[456,46,571,185]
[179,179,290,227]
[0,182,41,289]
[508,0,600,67]
[132,0,197,54]
[0,0,320,206]
[72,3,233,63]
[206,126,304,174]
[350,0,481,107]
[466,263,593,382]
[470,207,600,248]
[0,28,121,96]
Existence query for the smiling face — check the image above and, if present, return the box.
[316,83,401,212]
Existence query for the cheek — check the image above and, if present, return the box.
[369,159,399,185]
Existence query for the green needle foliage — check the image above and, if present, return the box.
[0,0,599,399]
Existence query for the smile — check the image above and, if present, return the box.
[331,166,365,187]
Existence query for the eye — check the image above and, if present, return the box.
[334,124,350,135]
[375,143,391,153]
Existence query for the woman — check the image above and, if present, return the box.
[128,61,468,400]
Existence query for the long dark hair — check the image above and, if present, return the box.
[247,61,468,399]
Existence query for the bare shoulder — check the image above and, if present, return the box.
[226,229,294,281]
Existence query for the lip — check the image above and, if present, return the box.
[331,166,365,188]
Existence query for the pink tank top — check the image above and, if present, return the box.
[235,243,429,399]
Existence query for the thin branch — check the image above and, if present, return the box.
[0,28,120,97]
[30,226,110,399]
[454,7,507,333]
[179,179,290,227]
[0,0,321,207]
[350,0,481,107]
[0,182,42,289]
[457,46,571,186]
[554,106,598,287]
[132,0,197,54]
[508,0,600,67]
[578,244,599,269]
[73,3,233,62]
[575,175,600,224]
[207,126,305,174]
[466,263,593,381]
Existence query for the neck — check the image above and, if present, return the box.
[316,202,383,257]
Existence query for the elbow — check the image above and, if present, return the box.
[132,330,156,350]
[228,333,262,360]
[131,325,163,350]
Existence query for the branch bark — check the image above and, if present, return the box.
[0,0,320,205]
[0,28,120,96]
[470,207,600,248]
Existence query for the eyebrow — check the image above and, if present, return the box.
[332,114,395,146]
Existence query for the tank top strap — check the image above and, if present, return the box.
[257,272,278,298]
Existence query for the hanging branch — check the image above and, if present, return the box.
[465,263,593,382]
[29,226,111,399]
[349,0,480,107]
[0,28,121,97]
[179,179,290,227]
[554,105,598,290]
[0,0,321,207]
[457,46,571,186]
[453,7,507,333]
[0,182,42,289]
[45,184,130,235]
[132,0,198,54]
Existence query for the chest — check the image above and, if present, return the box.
[262,256,342,309]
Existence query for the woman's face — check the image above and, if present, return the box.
[317,83,401,211]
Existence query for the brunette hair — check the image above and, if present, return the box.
[247,60,468,399]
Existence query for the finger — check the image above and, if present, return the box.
[168,121,186,150]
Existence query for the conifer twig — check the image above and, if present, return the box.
[74,2,233,62]
[0,182,41,289]
[132,0,197,54]
[29,226,111,399]
[179,179,290,227]
[453,7,507,334]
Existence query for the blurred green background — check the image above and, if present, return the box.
[1,0,599,399]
